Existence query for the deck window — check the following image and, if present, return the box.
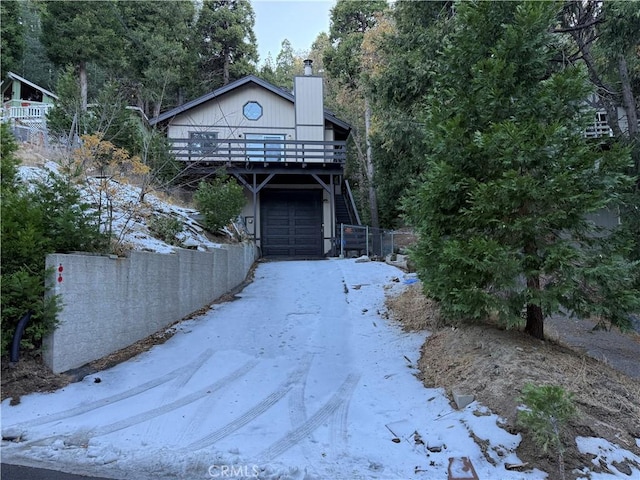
[189,131,218,158]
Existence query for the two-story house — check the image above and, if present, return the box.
[150,60,359,259]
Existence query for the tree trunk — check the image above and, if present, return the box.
[618,55,638,138]
[364,96,379,228]
[524,274,544,339]
[523,238,544,339]
[525,302,544,339]
[223,48,231,86]
[79,61,88,112]
[153,102,161,119]
[601,97,623,138]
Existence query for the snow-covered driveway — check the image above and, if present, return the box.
[2,259,544,480]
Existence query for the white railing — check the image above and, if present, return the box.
[584,119,613,138]
[2,103,53,120]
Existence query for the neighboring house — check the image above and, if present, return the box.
[584,93,638,139]
[1,71,57,142]
[582,94,639,231]
[150,60,360,259]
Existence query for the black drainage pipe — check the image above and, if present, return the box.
[10,311,33,364]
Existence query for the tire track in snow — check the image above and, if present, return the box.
[330,393,352,451]
[287,378,315,462]
[183,356,313,452]
[288,382,308,430]
[143,345,215,438]
[89,358,259,439]
[177,357,259,444]
[8,349,213,431]
[17,358,259,448]
[258,373,360,462]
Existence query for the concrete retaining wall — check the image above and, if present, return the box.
[43,243,258,373]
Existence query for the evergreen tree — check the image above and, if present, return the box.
[1,124,107,353]
[558,0,640,289]
[17,0,58,90]
[405,1,638,339]
[194,0,258,92]
[368,0,454,227]
[274,39,300,91]
[259,52,278,85]
[116,0,196,118]
[0,0,25,77]
[40,0,124,111]
[324,0,388,228]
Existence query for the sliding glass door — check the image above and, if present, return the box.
[246,133,285,162]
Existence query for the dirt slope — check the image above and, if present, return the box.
[386,283,640,479]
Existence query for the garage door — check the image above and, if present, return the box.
[261,189,323,258]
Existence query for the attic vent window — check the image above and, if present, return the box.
[243,101,263,120]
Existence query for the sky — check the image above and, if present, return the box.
[3,162,640,479]
[252,0,336,65]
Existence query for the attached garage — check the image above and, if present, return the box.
[260,189,323,258]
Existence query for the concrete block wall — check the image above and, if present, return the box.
[43,243,257,373]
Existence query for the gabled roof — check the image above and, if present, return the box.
[4,72,58,100]
[149,75,351,132]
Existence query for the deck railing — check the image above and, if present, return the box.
[584,119,613,139]
[1,102,53,122]
[168,138,347,164]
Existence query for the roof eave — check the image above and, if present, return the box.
[6,71,58,100]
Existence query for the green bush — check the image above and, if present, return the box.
[148,215,184,246]
[1,123,20,188]
[0,124,108,355]
[194,174,245,233]
[1,270,60,351]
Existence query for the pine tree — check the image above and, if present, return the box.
[116,0,196,117]
[405,1,638,339]
[40,1,124,111]
[324,0,388,228]
[0,0,25,77]
[367,0,454,227]
[194,0,258,91]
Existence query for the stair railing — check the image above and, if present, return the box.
[343,179,361,226]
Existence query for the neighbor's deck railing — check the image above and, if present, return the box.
[584,111,640,139]
[584,118,613,139]
[1,101,53,122]
[168,138,347,164]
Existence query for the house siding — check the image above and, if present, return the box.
[294,75,324,142]
[168,84,295,140]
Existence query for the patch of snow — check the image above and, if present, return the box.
[576,437,640,479]
[17,163,238,254]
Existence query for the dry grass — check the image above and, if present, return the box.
[385,284,640,479]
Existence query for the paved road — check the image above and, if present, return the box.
[1,464,116,480]
[546,313,640,379]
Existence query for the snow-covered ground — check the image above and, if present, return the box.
[17,160,235,254]
[2,260,639,480]
[3,159,639,479]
